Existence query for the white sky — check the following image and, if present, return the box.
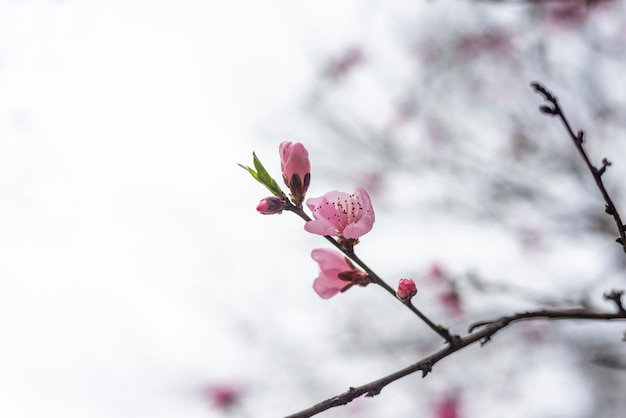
[0,2,326,417]
[0,1,620,418]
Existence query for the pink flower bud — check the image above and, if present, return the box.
[256,196,285,215]
[397,278,417,301]
[304,188,375,240]
[279,141,311,206]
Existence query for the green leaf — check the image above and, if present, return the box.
[239,152,285,197]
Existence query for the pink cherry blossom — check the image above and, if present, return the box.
[322,46,365,81]
[439,288,463,317]
[433,392,461,418]
[202,383,244,411]
[279,141,311,206]
[396,278,417,301]
[426,263,445,283]
[311,248,366,299]
[542,1,591,29]
[256,196,285,215]
[304,187,375,239]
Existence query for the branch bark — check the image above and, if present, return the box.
[287,203,457,344]
[531,82,626,253]
[283,84,626,417]
[285,294,626,418]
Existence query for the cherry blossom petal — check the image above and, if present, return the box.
[311,249,351,299]
[304,188,375,239]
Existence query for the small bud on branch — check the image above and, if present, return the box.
[397,278,418,301]
[539,105,557,115]
[256,196,285,215]
[280,141,311,207]
[596,158,612,176]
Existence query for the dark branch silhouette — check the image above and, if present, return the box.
[286,202,458,344]
[531,82,626,253]
[286,291,626,418]
[283,83,626,417]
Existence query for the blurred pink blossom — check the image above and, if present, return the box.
[311,248,368,299]
[279,141,311,206]
[396,278,418,301]
[427,263,445,283]
[456,31,513,59]
[322,46,365,80]
[202,383,244,411]
[304,188,375,239]
[521,322,547,345]
[543,1,588,27]
[433,392,462,418]
[359,171,383,196]
[256,196,285,215]
[439,287,463,318]
[517,225,543,250]
[541,0,613,28]
[423,264,463,317]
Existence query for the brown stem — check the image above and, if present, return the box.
[348,251,458,344]
[286,203,457,344]
[285,296,626,418]
[531,82,626,253]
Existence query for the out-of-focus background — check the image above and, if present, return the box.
[1,1,626,417]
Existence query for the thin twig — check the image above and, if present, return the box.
[349,251,459,344]
[283,85,626,417]
[286,293,626,418]
[531,82,626,252]
[286,202,458,344]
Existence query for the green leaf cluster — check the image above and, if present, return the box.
[238,152,285,198]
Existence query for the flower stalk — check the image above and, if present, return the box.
[286,201,457,344]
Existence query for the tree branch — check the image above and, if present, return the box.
[283,85,626,417]
[531,82,626,252]
[286,202,458,344]
[285,293,626,418]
